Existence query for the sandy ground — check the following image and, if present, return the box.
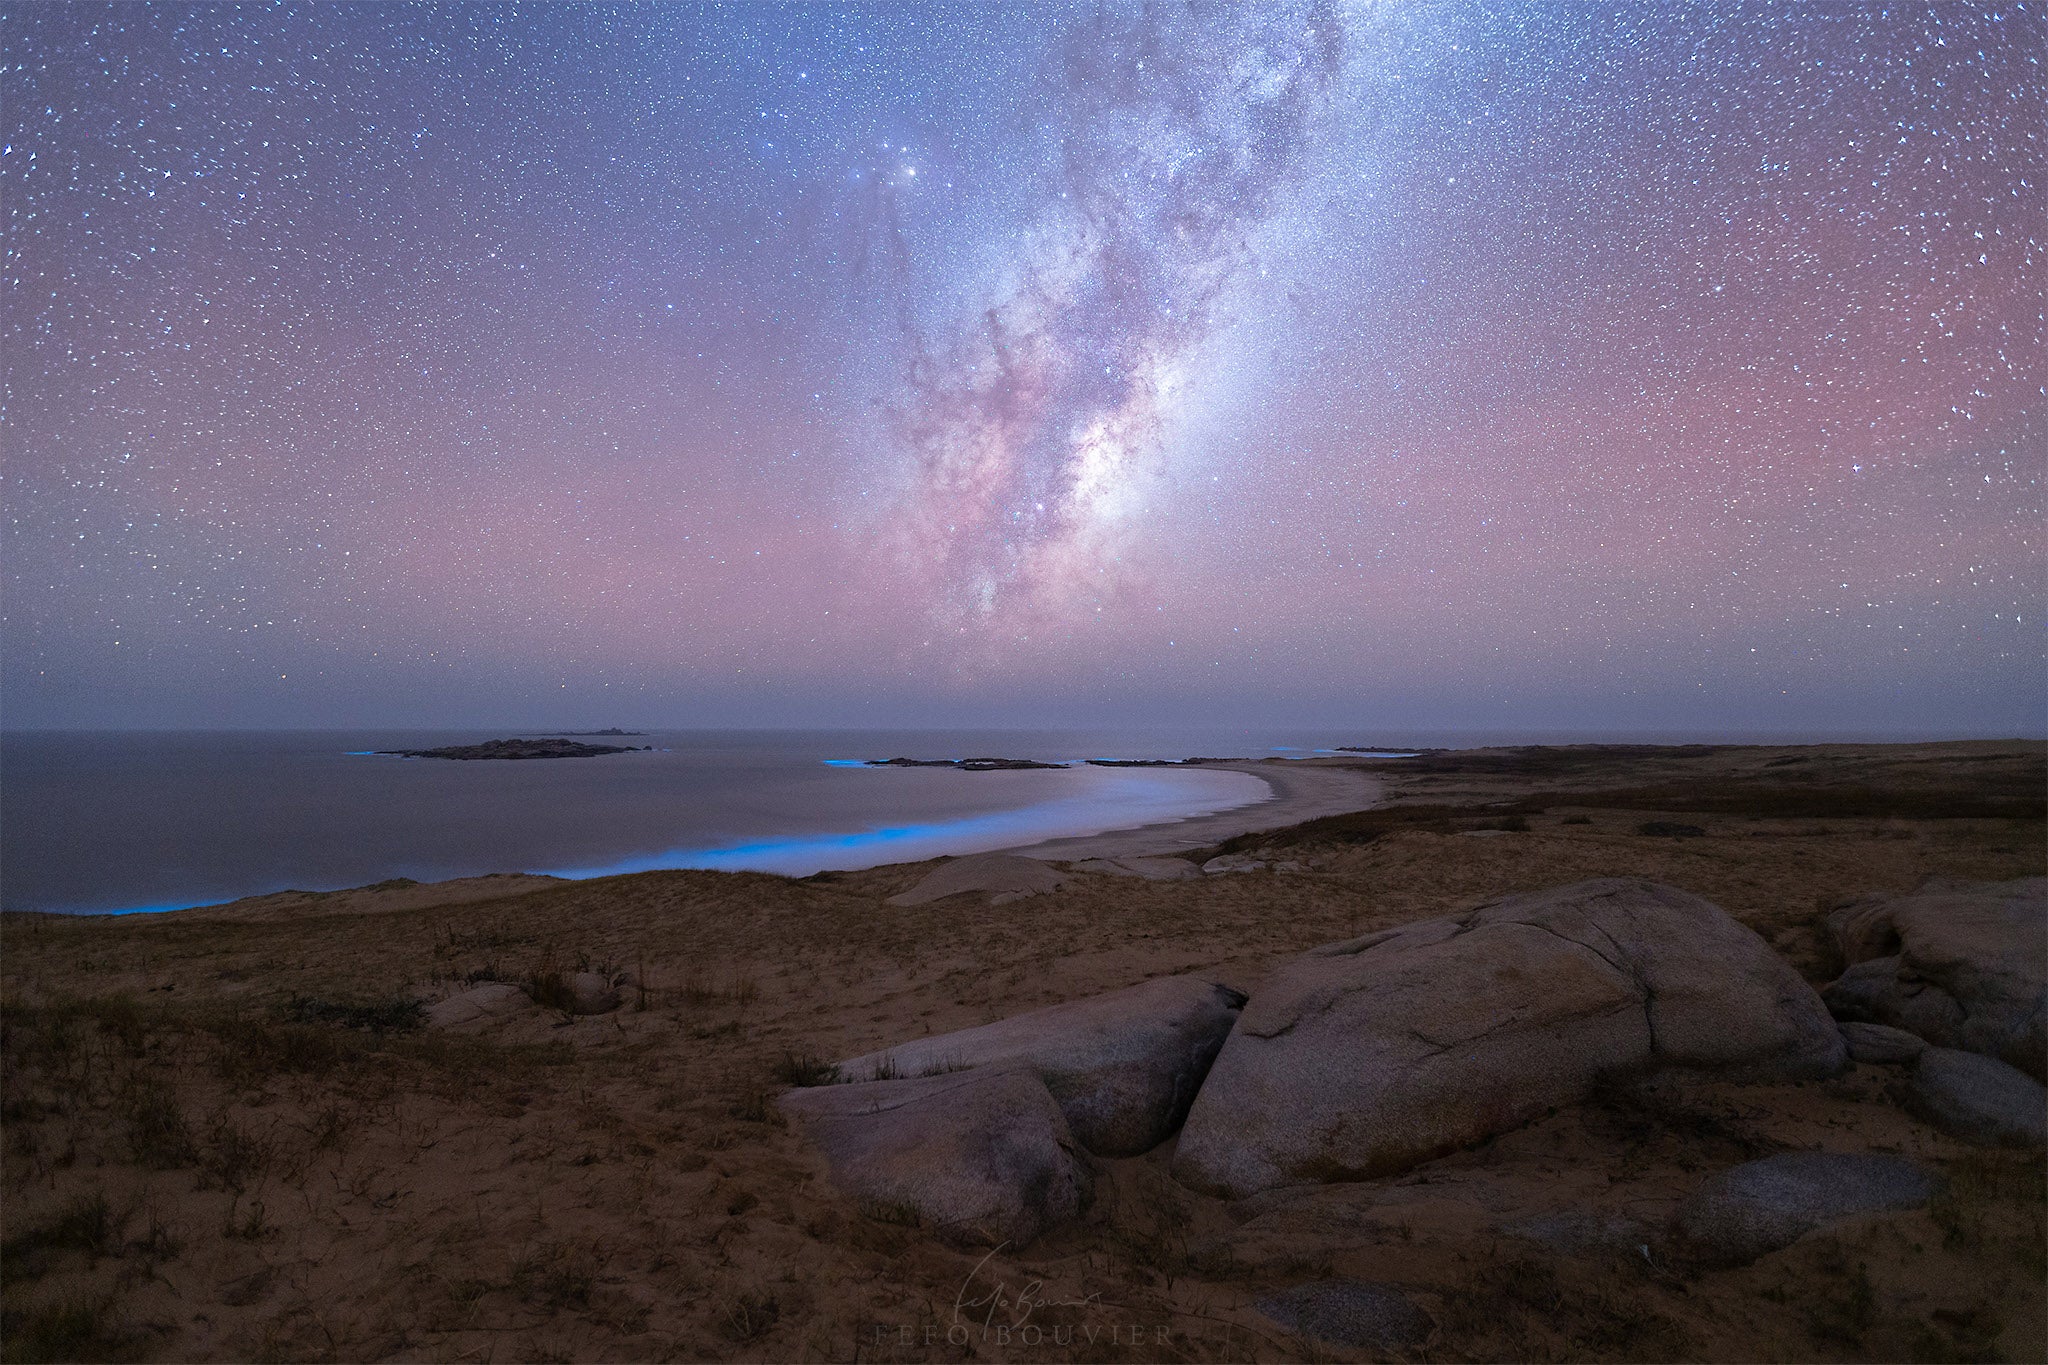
[1006,761,1386,862]
[1,739,2042,1363]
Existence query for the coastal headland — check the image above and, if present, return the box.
[2,740,2042,1362]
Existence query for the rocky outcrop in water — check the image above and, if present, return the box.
[865,756,1067,770]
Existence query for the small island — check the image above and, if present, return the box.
[379,738,648,761]
[865,756,1068,771]
[1085,756,1248,767]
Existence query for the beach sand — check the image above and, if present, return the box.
[1,740,2042,1362]
[1005,759,1386,862]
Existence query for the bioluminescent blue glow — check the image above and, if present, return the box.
[545,767,1270,880]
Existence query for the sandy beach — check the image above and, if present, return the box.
[1005,759,1387,862]
[2,740,2042,1362]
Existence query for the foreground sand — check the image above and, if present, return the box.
[2,740,2043,1362]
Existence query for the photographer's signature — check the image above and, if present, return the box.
[872,1244,1172,1349]
[953,1244,1103,1330]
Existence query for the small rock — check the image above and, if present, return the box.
[1201,855,1266,875]
[887,854,1067,907]
[779,1067,1087,1248]
[1906,1047,2047,1148]
[1637,821,1706,838]
[1840,1021,1926,1066]
[1255,1280,1433,1351]
[565,971,621,1015]
[1674,1152,1938,1265]
[424,982,531,1029]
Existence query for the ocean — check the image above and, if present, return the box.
[0,726,1439,915]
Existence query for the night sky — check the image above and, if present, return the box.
[4,2,2041,733]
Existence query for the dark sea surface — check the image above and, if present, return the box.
[0,726,1408,915]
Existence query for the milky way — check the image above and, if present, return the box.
[3,3,2041,732]
[888,3,1342,628]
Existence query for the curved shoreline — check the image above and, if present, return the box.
[1000,759,1385,862]
[65,760,1382,917]
[541,764,1273,881]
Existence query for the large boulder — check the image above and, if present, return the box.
[1174,879,1844,1197]
[886,854,1067,907]
[1674,1152,1938,1265]
[778,1068,1087,1247]
[837,976,1246,1156]
[1905,1047,2047,1148]
[1823,877,2046,1079]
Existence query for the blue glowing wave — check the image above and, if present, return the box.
[543,768,1270,880]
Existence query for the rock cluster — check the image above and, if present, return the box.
[778,873,2046,1250]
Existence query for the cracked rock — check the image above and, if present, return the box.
[1174,878,1844,1197]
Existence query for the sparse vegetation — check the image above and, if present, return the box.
[0,1192,117,1280]
[772,1048,838,1087]
[720,1290,780,1343]
[285,994,423,1033]
[0,1294,134,1365]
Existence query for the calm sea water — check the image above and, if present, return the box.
[0,726,1443,915]
[2,724,1938,915]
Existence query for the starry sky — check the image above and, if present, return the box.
[4,2,2042,734]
